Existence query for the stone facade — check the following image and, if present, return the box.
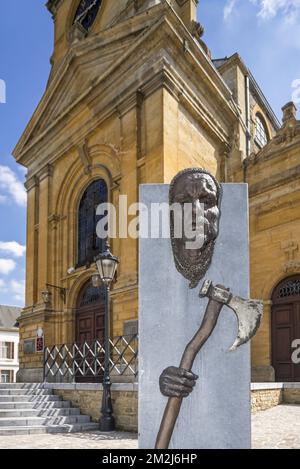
[251,386,283,413]
[46,383,138,432]
[251,383,300,412]
[44,383,300,429]
[12,0,300,384]
[246,102,300,381]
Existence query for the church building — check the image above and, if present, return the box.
[13,0,300,385]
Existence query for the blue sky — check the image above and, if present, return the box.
[0,0,299,306]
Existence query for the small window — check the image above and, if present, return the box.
[255,114,269,148]
[73,0,102,32]
[0,342,14,360]
[0,370,13,383]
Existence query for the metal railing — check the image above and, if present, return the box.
[43,334,138,382]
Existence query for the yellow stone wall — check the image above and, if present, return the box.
[17,83,229,376]
[54,387,138,432]
[246,108,300,381]
[14,0,300,384]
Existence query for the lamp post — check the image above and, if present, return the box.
[95,241,119,432]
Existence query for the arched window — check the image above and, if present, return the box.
[77,179,108,267]
[255,113,269,148]
[73,0,103,32]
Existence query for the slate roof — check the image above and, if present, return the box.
[0,305,21,329]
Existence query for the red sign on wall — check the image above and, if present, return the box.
[36,328,44,353]
[36,337,44,353]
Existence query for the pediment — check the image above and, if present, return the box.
[19,37,140,149]
[14,5,164,159]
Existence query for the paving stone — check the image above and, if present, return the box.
[0,405,299,448]
[252,404,300,449]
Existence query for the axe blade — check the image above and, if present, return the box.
[228,296,263,351]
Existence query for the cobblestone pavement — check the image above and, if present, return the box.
[0,431,139,449]
[252,404,300,449]
[1,405,300,449]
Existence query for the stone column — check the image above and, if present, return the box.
[24,175,39,306]
[37,164,53,301]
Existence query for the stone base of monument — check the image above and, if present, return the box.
[139,184,251,449]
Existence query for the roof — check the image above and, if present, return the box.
[0,305,21,329]
[213,54,280,131]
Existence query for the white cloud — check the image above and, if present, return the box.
[292,78,300,103]
[224,0,238,19]
[0,166,26,206]
[10,279,25,303]
[224,0,300,21]
[17,166,28,177]
[0,259,16,275]
[0,79,6,104]
[253,0,300,19]
[0,278,25,304]
[0,194,7,203]
[0,241,26,258]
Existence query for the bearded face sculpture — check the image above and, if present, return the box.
[169,168,222,289]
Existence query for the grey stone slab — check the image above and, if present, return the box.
[283,383,300,389]
[139,183,251,449]
[75,383,102,391]
[45,383,76,390]
[46,382,138,392]
[251,383,283,391]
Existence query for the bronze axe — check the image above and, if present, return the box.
[155,280,263,449]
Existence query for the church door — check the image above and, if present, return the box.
[271,275,300,382]
[75,281,106,382]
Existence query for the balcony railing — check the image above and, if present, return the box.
[43,335,138,383]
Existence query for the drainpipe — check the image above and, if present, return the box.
[245,74,251,158]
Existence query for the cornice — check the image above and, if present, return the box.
[24,175,39,192]
[17,60,233,177]
[37,163,54,182]
[14,6,235,167]
[248,164,300,197]
[46,0,64,18]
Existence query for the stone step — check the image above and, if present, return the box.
[0,415,91,427]
[0,400,71,410]
[0,422,99,436]
[0,383,44,390]
[0,408,81,418]
[0,402,36,410]
[0,395,61,402]
[0,383,96,436]
[0,389,52,396]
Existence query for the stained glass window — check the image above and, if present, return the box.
[78,179,108,267]
[73,0,102,32]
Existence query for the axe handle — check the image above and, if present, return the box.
[155,299,224,449]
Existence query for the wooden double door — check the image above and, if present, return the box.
[75,281,106,382]
[272,276,300,382]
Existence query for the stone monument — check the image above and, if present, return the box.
[139,176,259,449]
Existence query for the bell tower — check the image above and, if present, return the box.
[14,0,239,383]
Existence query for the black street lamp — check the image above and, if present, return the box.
[94,241,119,432]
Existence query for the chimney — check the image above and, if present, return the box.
[282,102,297,124]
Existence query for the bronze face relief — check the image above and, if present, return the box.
[169,168,222,289]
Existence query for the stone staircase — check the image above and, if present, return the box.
[0,383,99,435]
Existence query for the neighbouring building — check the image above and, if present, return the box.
[0,306,20,383]
[12,0,300,385]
